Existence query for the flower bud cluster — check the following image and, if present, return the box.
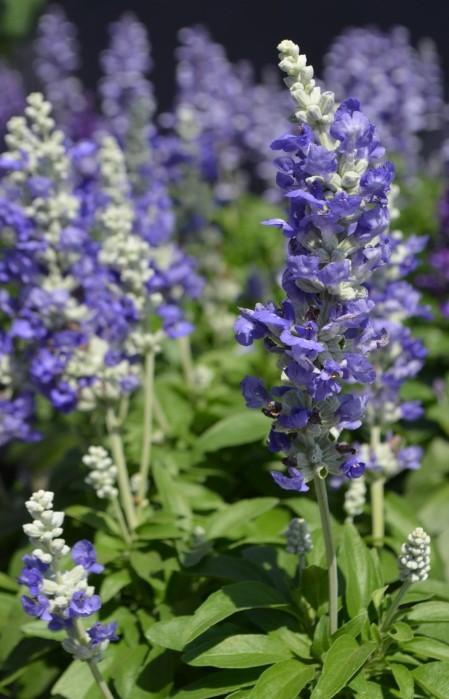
[19,490,118,661]
[398,527,431,583]
[83,446,118,500]
[285,517,313,555]
[344,476,366,520]
[236,41,394,491]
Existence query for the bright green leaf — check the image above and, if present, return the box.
[205,499,278,540]
[413,661,449,698]
[407,601,449,623]
[310,636,375,699]
[247,660,315,699]
[196,412,268,453]
[402,636,449,661]
[173,668,261,699]
[185,582,289,645]
[390,663,414,699]
[339,523,380,618]
[146,616,191,651]
[100,569,131,603]
[184,633,292,669]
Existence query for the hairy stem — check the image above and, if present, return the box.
[381,580,412,633]
[137,349,155,505]
[87,661,116,699]
[73,619,116,699]
[178,335,194,389]
[370,425,385,548]
[106,408,137,531]
[314,470,338,634]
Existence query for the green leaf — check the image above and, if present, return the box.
[310,636,375,699]
[388,622,414,643]
[173,668,261,699]
[196,412,268,453]
[390,664,414,699]
[247,660,315,699]
[184,582,289,645]
[146,616,191,651]
[51,661,95,697]
[413,661,449,699]
[0,0,45,38]
[183,633,293,669]
[407,601,449,623]
[152,460,192,520]
[64,505,118,535]
[384,494,421,540]
[349,674,383,699]
[21,621,65,641]
[401,636,449,661]
[205,499,278,540]
[100,569,131,603]
[111,645,148,699]
[0,572,18,592]
[339,523,380,618]
[130,551,163,582]
[419,484,449,534]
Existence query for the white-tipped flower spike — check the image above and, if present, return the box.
[277,40,335,128]
[23,490,69,562]
[344,476,367,521]
[20,490,118,664]
[83,446,118,500]
[285,518,313,556]
[398,527,431,583]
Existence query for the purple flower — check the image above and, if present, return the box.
[71,540,104,575]
[270,467,310,492]
[241,376,270,409]
[397,446,422,471]
[21,594,51,621]
[340,456,366,479]
[330,99,373,152]
[234,41,395,490]
[87,621,119,646]
[277,408,310,430]
[68,591,102,618]
[18,555,48,596]
[401,401,423,421]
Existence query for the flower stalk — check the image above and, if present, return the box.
[137,349,155,505]
[314,470,338,635]
[105,408,137,531]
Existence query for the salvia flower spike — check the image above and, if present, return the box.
[19,490,118,664]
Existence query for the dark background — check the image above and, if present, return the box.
[39,0,449,111]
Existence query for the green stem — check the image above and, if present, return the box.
[154,393,170,434]
[178,335,194,389]
[371,477,385,548]
[370,425,385,548]
[106,408,137,531]
[137,349,155,505]
[111,496,132,544]
[381,580,412,633]
[314,470,338,635]
[87,661,115,699]
[73,620,115,699]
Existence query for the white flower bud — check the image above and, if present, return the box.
[398,527,431,583]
